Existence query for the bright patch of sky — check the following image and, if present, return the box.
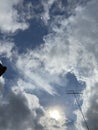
[0,0,97,130]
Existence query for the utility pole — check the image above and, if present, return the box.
[66,90,90,130]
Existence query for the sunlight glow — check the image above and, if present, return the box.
[49,109,61,120]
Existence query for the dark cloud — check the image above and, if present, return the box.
[0,90,44,130]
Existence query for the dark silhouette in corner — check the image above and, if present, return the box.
[0,63,7,76]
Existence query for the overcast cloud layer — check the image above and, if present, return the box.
[0,0,98,130]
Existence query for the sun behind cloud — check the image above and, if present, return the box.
[49,109,61,121]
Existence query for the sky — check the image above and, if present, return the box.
[0,0,98,130]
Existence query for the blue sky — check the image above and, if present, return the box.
[0,0,98,130]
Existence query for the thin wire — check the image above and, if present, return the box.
[66,90,90,130]
[73,91,90,130]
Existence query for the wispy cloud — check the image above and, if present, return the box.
[15,49,63,95]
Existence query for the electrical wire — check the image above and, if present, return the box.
[73,91,90,130]
[66,90,90,130]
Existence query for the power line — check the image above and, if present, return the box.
[66,90,90,130]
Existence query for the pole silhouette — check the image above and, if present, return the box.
[0,63,7,76]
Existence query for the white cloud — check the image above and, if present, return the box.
[0,0,98,129]
[0,41,14,59]
[0,0,30,33]
[41,0,57,24]
[0,77,5,95]
[0,41,14,96]
[15,50,64,95]
[40,107,66,130]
